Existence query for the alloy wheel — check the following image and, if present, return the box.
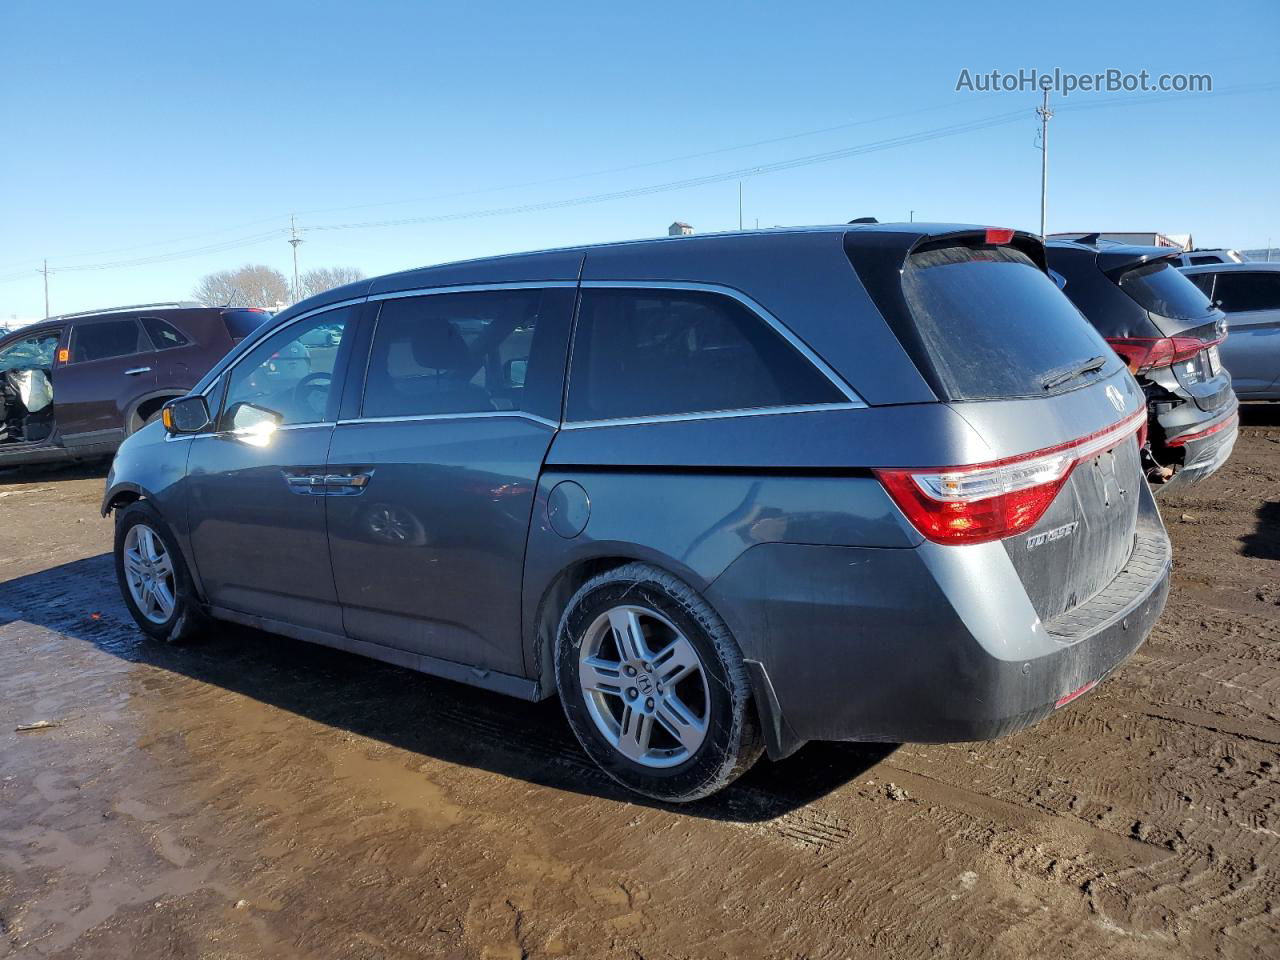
[578,604,711,768]
[122,523,177,625]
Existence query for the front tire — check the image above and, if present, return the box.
[114,500,205,644]
[555,563,762,802]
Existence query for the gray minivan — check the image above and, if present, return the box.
[103,224,1171,801]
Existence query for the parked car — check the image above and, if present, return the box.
[0,302,270,467]
[103,225,1171,802]
[1172,248,1246,268]
[1045,240,1238,490]
[1180,262,1280,400]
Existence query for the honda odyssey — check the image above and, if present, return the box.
[103,224,1171,801]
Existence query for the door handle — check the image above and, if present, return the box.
[123,367,152,376]
[321,473,371,489]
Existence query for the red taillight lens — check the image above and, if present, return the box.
[875,411,1146,546]
[1106,335,1221,374]
[985,227,1015,244]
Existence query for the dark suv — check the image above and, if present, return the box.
[0,302,269,467]
[1046,241,1238,490]
[103,225,1171,801]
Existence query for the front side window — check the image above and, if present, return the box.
[0,332,60,372]
[71,319,145,363]
[219,307,352,428]
[142,317,190,350]
[566,288,845,422]
[1212,273,1280,313]
[362,288,572,421]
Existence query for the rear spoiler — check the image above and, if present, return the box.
[1094,247,1180,274]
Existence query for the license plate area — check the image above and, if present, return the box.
[1206,344,1222,376]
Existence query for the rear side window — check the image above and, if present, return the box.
[566,288,845,422]
[222,309,271,341]
[141,317,190,349]
[1114,260,1213,320]
[1212,272,1280,313]
[1190,255,1219,266]
[363,287,572,421]
[901,245,1118,400]
[71,319,145,363]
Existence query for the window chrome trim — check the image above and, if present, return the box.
[573,280,865,414]
[164,420,336,443]
[367,280,577,303]
[337,410,558,429]
[560,402,863,431]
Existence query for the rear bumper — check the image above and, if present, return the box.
[708,488,1171,759]
[1158,404,1239,490]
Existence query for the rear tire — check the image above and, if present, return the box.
[555,562,763,802]
[114,500,205,644]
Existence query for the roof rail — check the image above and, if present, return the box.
[52,301,204,321]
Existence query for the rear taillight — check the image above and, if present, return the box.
[875,410,1145,546]
[1106,335,1221,374]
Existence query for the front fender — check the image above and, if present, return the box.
[100,425,202,599]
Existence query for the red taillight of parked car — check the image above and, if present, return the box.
[875,410,1146,546]
[1105,335,1220,374]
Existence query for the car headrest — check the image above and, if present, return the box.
[408,319,471,373]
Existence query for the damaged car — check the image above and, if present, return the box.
[1046,239,1238,490]
[0,302,269,468]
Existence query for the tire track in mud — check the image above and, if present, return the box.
[1,430,1278,958]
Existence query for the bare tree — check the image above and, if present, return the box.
[299,266,366,300]
[193,265,290,308]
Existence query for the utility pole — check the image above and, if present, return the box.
[288,216,304,303]
[1037,90,1053,240]
[909,210,915,222]
[738,181,743,231]
[37,260,50,318]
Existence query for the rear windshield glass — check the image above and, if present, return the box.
[901,244,1120,400]
[1115,260,1213,321]
[222,309,272,340]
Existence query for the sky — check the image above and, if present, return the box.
[2,0,1278,322]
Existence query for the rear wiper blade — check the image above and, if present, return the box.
[1041,355,1107,391]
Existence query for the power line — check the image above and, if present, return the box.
[3,79,1276,285]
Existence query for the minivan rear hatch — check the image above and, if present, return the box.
[1103,255,1232,413]
[852,229,1146,622]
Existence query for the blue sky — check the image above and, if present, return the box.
[2,1,1278,320]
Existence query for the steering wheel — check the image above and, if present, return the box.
[294,372,332,416]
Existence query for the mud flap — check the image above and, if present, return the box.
[744,658,806,760]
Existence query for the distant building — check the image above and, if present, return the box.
[1050,231,1192,250]
[668,221,693,237]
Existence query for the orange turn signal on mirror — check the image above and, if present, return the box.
[161,407,173,430]
[57,347,69,364]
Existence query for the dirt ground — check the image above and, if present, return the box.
[1,410,1277,960]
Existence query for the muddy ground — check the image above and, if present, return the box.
[0,411,1277,960]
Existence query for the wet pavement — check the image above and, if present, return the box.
[1,414,1278,959]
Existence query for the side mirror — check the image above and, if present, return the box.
[162,396,211,435]
[505,358,528,388]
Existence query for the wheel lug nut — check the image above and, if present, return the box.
[645,697,655,711]
[624,665,636,677]
[627,688,638,700]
